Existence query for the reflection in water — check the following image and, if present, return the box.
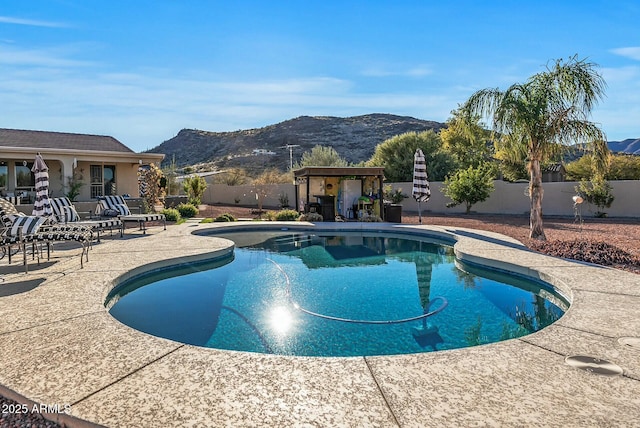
[269,306,295,335]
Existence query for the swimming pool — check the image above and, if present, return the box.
[106,230,568,357]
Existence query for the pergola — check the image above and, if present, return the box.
[293,166,386,221]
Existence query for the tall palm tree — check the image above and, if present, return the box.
[462,55,608,240]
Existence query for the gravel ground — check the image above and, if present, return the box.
[3,206,638,427]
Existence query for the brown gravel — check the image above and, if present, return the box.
[201,204,640,274]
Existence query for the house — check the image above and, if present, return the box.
[252,148,276,155]
[542,163,566,182]
[0,128,164,203]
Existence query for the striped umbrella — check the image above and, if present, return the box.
[31,153,53,217]
[412,149,430,223]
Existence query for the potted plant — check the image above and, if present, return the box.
[383,185,406,223]
[278,192,290,209]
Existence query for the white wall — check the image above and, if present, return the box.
[201,180,640,218]
[389,180,640,218]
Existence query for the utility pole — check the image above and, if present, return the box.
[279,144,300,170]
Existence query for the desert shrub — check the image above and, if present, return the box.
[177,203,199,218]
[263,211,277,221]
[214,213,237,222]
[162,208,181,222]
[274,209,300,221]
[298,212,323,222]
[182,175,207,206]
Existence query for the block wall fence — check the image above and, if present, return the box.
[200,180,640,218]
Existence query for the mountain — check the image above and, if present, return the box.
[147,114,446,174]
[608,138,640,155]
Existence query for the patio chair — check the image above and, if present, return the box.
[96,195,166,235]
[0,199,92,272]
[0,214,47,271]
[50,197,124,242]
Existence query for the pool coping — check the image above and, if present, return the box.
[0,221,639,427]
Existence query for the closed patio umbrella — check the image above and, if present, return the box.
[31,153,53,217]
[412,149,430,223]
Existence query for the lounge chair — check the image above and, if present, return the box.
[96,195,166,234]
[50,197,123,242]
[0,199,92,272]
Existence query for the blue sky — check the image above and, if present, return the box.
[1,1,639,153]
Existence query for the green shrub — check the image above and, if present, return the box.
[442,165,495,214]
[298,212,323,222]
[214,213,237,222]
[182,175,207,206]
[576,177,614,217]
[162,208,181,222]
[274,209,300,221]
[177,203,199,218]
[200,218,214,223]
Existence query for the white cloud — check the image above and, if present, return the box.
[361,65,432,78]
[0,16,67,28]
[601,65,640,83]
[610,47,640,61]
[0,45,96,67]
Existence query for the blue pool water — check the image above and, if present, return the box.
[106,231,568,357]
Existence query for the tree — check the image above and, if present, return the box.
[607,154,640,180]
[214,168,249,185]
[566,153,640,181]
[367,130,456,182]
[462,55,608,240]
[564,154,593,181]
[161,155,179,196]
[295,145,348,167]
[493,134,530,181]
[442,165,495,214]
[141,163,166,213]
[252,169,285,213]
[440,108,493,169]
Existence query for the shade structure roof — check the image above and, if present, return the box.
[293,166,385,178]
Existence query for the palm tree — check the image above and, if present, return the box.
[462,55,608,240]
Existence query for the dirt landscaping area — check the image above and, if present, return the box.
[200,205,640,274]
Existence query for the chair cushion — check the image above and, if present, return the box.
[114,203,131,216]
[6,215,47,237]
[50,197,73,222]
[62,205,80,222]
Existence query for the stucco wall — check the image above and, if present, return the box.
[72,161,141,200]
[201,180,640,218]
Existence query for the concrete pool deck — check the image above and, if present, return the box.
[0,221,639,427]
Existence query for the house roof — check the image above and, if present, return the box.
[543,163,566,173]
[0,128,135,153]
